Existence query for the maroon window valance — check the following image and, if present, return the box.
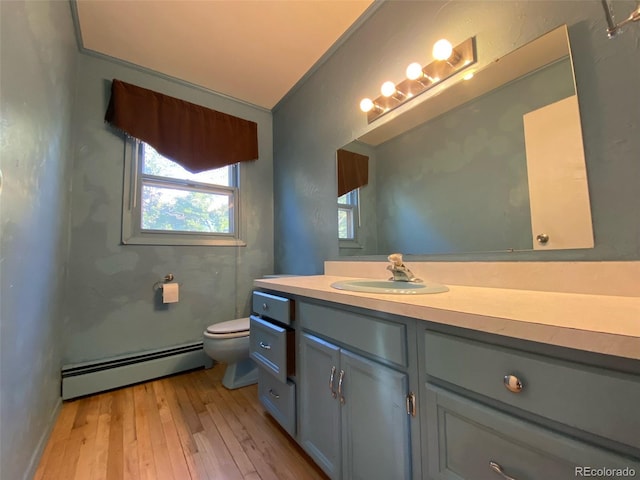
[105,79,258,173]
[337,149,369,197]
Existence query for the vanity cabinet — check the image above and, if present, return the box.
[297,301,419,480]
[420,330,640,479]
[252,286,640,480]
[250,291,296,436]
[424,385,636,479]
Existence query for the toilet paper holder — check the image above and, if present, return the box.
[153,273,176,291]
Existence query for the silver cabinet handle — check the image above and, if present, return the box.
[489,461,518,480]
[259,341,271,350]
[338,370,345,404]
[262,302,269,311]
[268,388,280,399]
[406,392,416,417]
[329,366,337,398]
[503,374,523,393]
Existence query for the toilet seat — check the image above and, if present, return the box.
[205,317,250,339]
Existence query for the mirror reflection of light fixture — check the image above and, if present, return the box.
[359,36,476,123]
[601,0,640,38]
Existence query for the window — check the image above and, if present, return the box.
[122,139,243,246]
[338,189,359,241]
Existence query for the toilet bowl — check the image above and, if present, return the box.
[203,317,258,389]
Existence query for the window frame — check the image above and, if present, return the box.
[122,138,246,246]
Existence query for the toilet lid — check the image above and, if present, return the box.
[206,317,250,335]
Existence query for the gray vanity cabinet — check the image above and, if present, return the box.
[250,291,296,436]
[340,348,412,480]
[420,330,640,479]
[299,332,412,480]
[299,333,341,478]
[256,288,639,480]
[297,300,418,480]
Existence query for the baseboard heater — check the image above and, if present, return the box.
[61,341,213,400]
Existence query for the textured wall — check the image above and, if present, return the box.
[274,0,640,273]
[63,53,274,364]
[0,1,78,479]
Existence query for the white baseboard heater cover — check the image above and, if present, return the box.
[61,342,213,400]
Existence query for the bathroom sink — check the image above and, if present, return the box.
[330,279,449,295]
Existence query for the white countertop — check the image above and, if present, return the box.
[254,275,640,361]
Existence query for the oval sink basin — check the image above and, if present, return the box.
[330,279,449,295]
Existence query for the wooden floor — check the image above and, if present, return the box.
[34,364,329,480]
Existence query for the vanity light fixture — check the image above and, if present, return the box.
[381,80,407,100]
[432,39,462,65]
[359,36,476,123]
[601,0,640,38]
[405,62,439,84]
[380,81,396,96]
[359,98,383,113]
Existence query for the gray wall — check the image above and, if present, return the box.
[0,1,78,479]
[274,0,640,273]
[1,3,275,477]
[63,53,274,364]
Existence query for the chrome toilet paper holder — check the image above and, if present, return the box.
[153,273,175,291]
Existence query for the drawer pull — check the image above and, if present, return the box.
[338,370,345,404]
[329,366,337,398]
[268,388,280,399]
[262,302,269,311]
[259,341,272,350]
[489,461,518,480]
[503,374,523,393]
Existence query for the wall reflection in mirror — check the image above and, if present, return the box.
[337,25,594,257]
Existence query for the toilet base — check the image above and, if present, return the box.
[222,357,258,389]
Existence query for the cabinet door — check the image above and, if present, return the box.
[341,349,412,480]
[425,385,639,480]
[299,333,341,479]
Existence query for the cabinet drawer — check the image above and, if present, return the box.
[299,302,407,367]
[250,315,294,383]
[424,331,640,449]
[258,368,296,436]
[252,291,293,325]
[426,385,639,480]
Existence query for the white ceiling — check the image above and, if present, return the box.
[75,0,374,110]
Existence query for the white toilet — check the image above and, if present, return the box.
[202,317,258,389]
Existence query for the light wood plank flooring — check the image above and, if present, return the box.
[34,364,328,480]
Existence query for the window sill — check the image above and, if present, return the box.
[123,233,246,247]
[339,240,363,250]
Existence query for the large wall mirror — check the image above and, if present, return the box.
[337,24,594,257]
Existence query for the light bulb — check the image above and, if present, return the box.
[380,81,397,97]
[463,72,474,81]
[432,39,453,61]
[405,62,424,81]
[359,98,374,113]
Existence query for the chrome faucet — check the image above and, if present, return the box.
[386,253,422,283]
